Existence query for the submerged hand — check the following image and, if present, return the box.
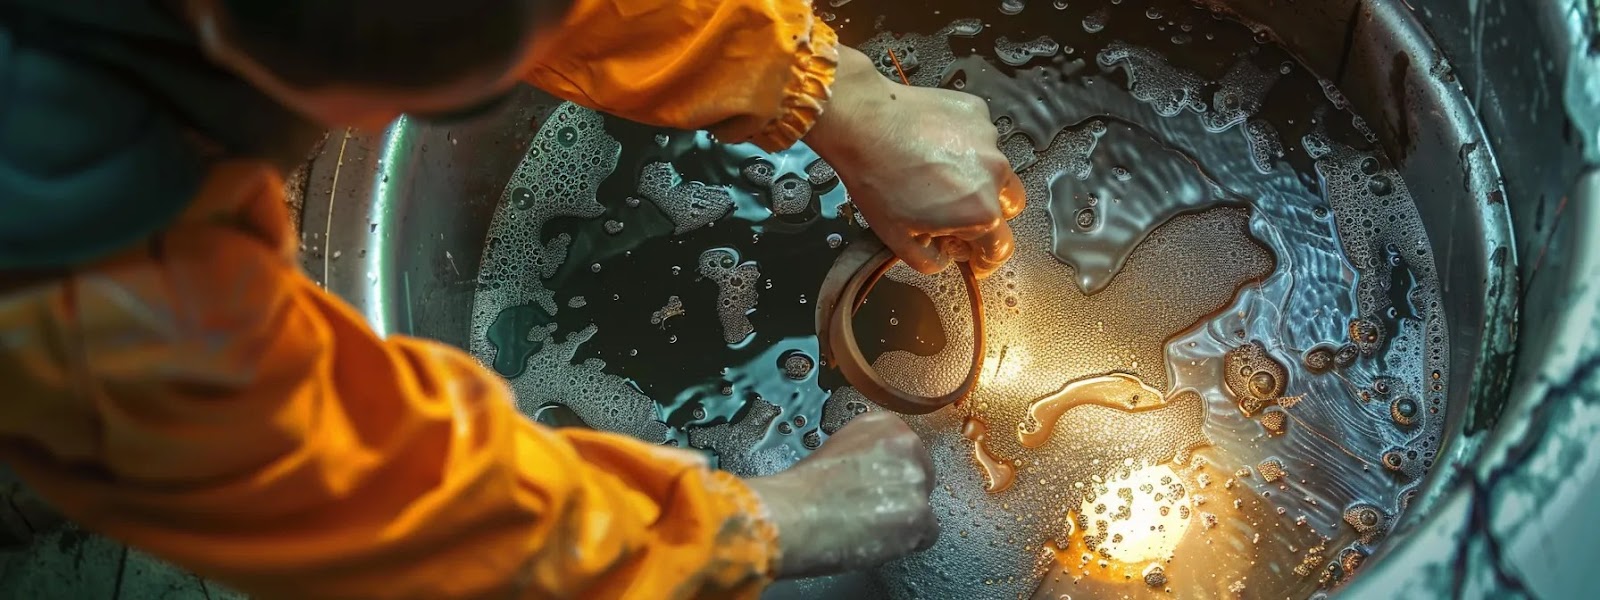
[805,47,1025,278]
[744,412,938,578]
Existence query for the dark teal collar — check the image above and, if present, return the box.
[0,1,318,269]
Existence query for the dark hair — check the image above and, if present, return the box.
[214,0,565,90]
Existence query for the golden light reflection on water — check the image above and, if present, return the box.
[1073,463,1192,565]
[871,210,1299,598]
[1017,374,1169,449]
[980,344,1032,388]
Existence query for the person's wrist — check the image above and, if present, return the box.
[743,474,809,578]
[805,47,894,163]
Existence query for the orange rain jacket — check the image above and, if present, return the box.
[0,1,839,598]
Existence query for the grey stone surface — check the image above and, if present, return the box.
[0,527,122,599]
[116,549,209,600]
[0,531,243,599]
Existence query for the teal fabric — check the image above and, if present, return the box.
[0,24,203,269]
[0,1,320,269]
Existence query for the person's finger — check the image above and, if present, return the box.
[937,236,971,263]
[997,167,1027,220]
[881,230,951,275]
[959,223,1016,279]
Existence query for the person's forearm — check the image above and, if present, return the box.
[743,411,939,580]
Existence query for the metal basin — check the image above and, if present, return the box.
[300,0,1598,596]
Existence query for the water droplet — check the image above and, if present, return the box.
[780,351,816,380]
[826,233,844,248]
[1075,207,1097,230]
[1359,156,1381,175]
[1368,174,1394,196]
[1382,450,1405,470]
[1370,377,1393,395]
[1304,344,1337,373]
[1083,9,1107,33]
[590,263,602,273]
[1248,371,1277,397]
[803,429,822,449]
[1349,318,1385,354]
[1390,397,1419,426]
[1335,343,1360,367]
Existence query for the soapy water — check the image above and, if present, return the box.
[468,0,1451,598]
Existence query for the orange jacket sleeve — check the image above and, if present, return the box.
[521,0,839,151]
[0,162,779,599]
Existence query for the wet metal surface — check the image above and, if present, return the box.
[305,0,1594,597]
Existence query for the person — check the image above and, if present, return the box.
[0,0,1024,597]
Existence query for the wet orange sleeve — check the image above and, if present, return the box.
[0,162,779,599]
[521,0,839,151]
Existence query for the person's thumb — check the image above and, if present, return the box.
[998,168,1027,220]
[960,224,1016,279]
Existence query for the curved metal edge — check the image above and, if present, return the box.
[302,87,564,349]
[1330,0,1523,518]
[1343,168,1600,600]
[297,126,396,333]
[817,232,986,415]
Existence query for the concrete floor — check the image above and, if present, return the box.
[0,466,244,598]
[0,529,245,599]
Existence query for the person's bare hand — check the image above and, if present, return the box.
[805,46,1025,278]
[744,412,938,578]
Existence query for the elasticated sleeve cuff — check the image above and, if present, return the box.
[522,0,840,153]
[730,20,839,151]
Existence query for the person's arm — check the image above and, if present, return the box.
[521,1,1024,276]
[0,162,787,599]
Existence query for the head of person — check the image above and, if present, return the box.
[185,0,568,128]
